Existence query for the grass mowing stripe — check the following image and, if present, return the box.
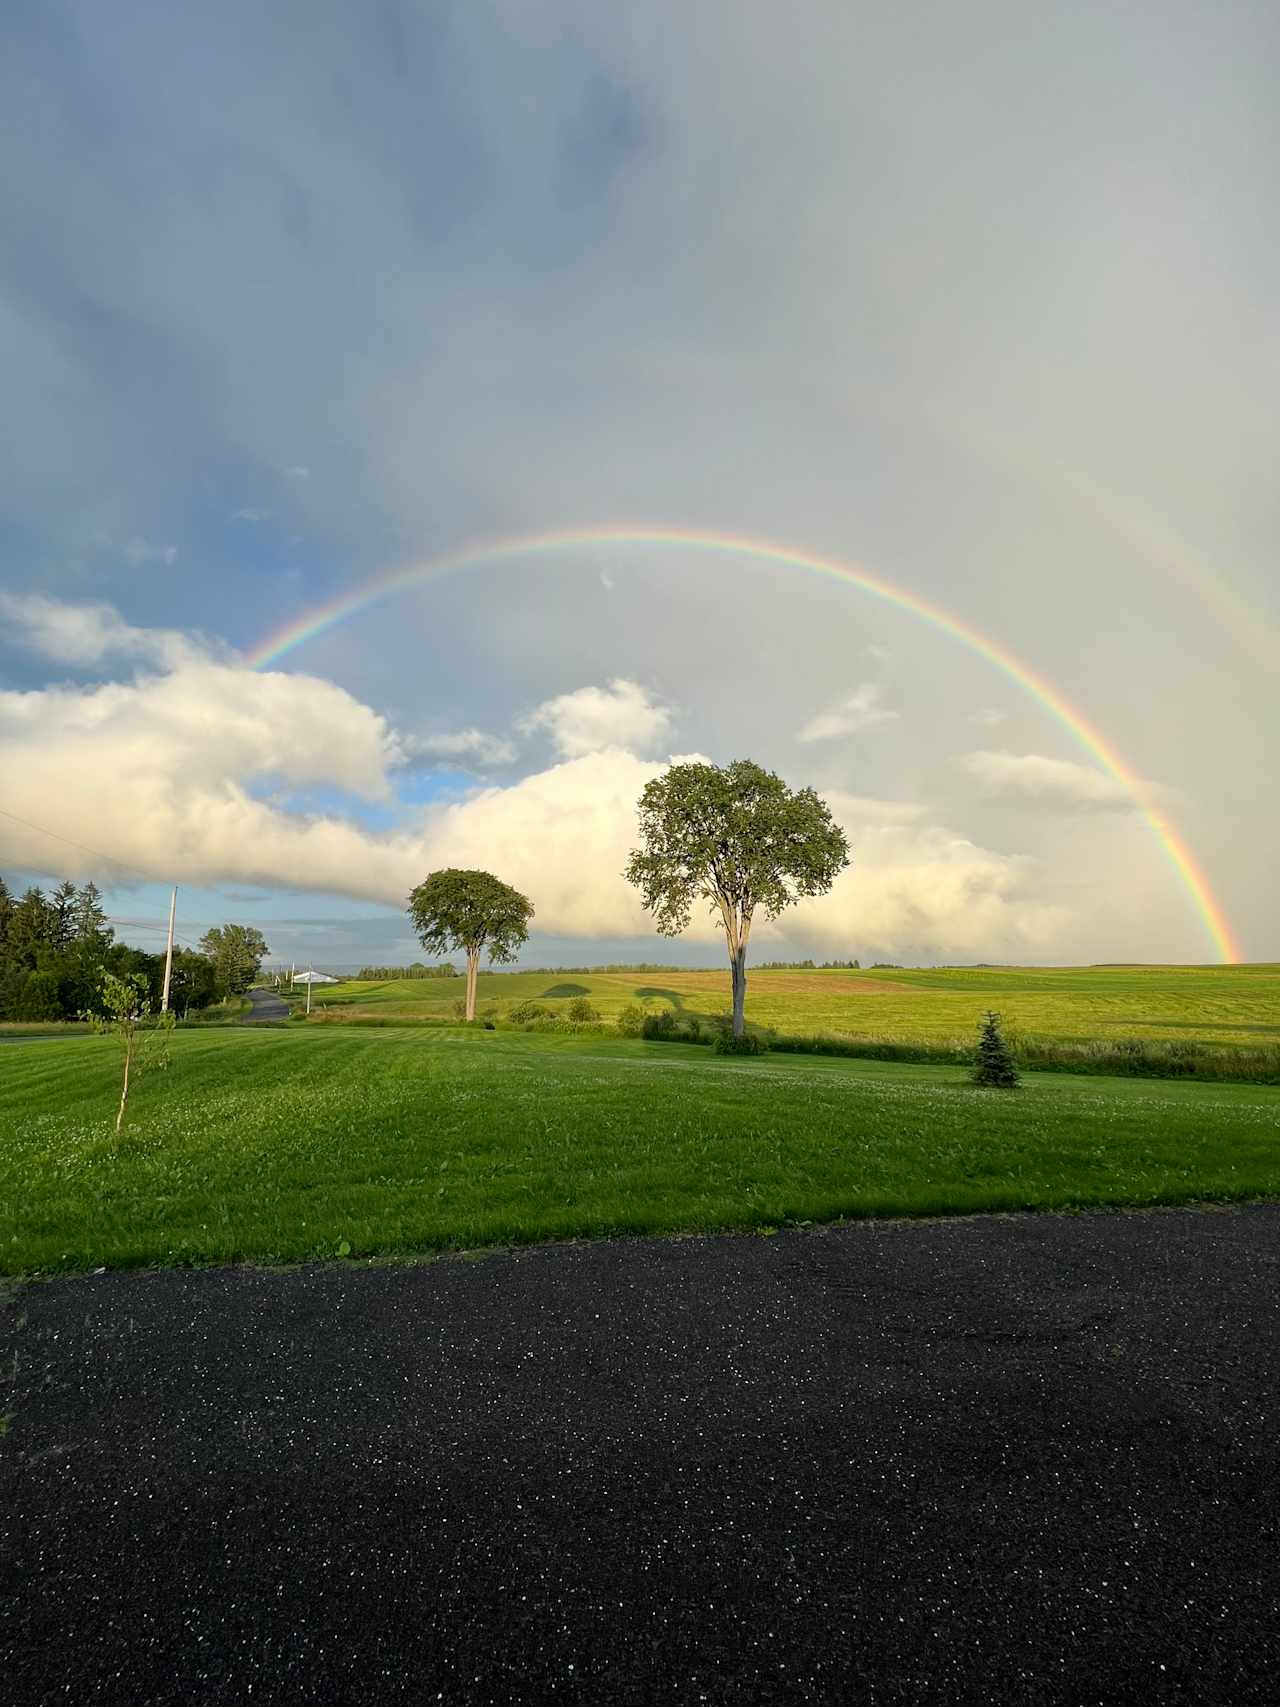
[1,1026,1277,1274]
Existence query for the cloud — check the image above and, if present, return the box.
[230,508,272,523]
[969,707,1008,728]
[519,678,672,758]
[121,537,178,568]
[406,728,519,767]
[787,790,1071,959]
[796,683,899,743]
[0,593,202,670]
[0,601,1062,957]
[958,751,1154,814]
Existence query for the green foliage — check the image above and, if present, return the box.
[0,878,192,1023]
[641,1009,678,1039]
[407,869,534,964]
[356,963,458,980]
[972,1010,1021,1088]
[616,1003,646,1036]
[199,924,270,996]
[83,971,176,1133]
[11,970,63,1021]
[712,1030,769,1056]
[625,759,849,1037]
[566,996,599,1022]
[625,759,850,937]
[508,1001,553,1024]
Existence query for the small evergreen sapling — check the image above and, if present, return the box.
[972,1010,1020,1087]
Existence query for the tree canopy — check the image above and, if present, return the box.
[199,924,270,996]
[0,876,217,1021]
[407,868,534,1021]
[625,760,850,1035]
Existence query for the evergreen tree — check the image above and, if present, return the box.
[7,888,56,970]
[72,881,113,948]
[972,1010,1020,1088]
[51,880,79,949]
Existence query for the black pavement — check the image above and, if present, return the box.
[2,1205,1278,1704]
[241,987,290,1023]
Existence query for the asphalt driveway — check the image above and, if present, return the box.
[2,1204,1277,1704]
[241,986,290,1023]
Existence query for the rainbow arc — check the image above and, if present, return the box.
[247,526,1242,963]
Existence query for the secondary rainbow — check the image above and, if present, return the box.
[247,525,1242,963]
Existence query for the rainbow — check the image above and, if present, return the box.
[247,526,1242,963]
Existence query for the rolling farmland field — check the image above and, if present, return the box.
[299,962,1280,1050]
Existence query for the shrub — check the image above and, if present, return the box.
[712,1030,768,1056]
[641,1010,677,1040]
[567,996,599,1022]
[972,1010,1020,1087]
[616,1003,646,1037]
[508,1001,552,1024]
[451,998,468,1019]
[682,1015,703,1042]
[12,970,62,1022]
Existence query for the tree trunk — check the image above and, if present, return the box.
[116,1029,133,1135]
[730,943,747,1037]
[465,947,479,1022]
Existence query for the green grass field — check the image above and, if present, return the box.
[3,1024,1277,1275]
[299,962,1280,1044]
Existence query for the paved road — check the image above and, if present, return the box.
[2,1205,1277,1704]
[241,985,290,1022]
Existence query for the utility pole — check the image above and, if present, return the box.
[160,886,178,1012]
[306,965,313,1015]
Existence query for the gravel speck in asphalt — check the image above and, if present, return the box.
[1,1204,1278,1703]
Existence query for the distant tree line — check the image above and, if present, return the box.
[0,877,218,1021]
[756,958,862,971]
[356,962,459,980]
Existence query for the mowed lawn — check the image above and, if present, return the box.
[304,962,1280,1049]
[3,1025,1277,1275]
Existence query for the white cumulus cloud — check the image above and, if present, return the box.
[797,683,899,743]
[958,751,1156,815]
[519,678,673,759]
[407,728,519,767]
[0,604,1081,957]
[0,592,202,670]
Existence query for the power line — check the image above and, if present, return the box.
[0,805,210,953]
[0,805,165,888]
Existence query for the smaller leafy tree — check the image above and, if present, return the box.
[199,924,270,998]
[407,869,534,1021]
[566,996,599,1022]
[84,972,176,1134]
[972,1010,1020,1088]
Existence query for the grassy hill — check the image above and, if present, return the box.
[3,1024,1278,1275]
[295,962,1280,1052]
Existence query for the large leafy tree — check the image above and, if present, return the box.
[407,869,534,1022]
[625,760,850,1037]
[199,923,271,996]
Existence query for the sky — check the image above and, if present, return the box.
[1,0,1277,970]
